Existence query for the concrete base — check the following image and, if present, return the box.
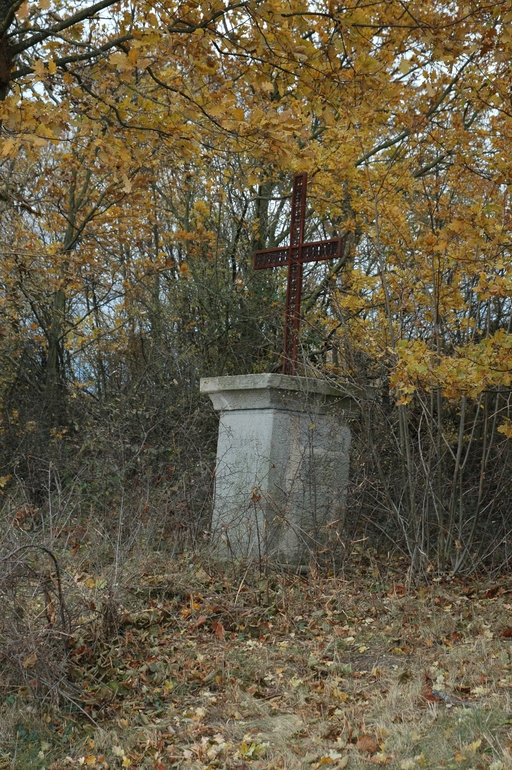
[200,374,357,563]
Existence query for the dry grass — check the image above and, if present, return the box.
[1,553,512,770]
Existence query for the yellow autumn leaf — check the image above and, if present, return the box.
[498,419,512,438]
[1,139,15,157]
[209,103,225,117]
[47,59,57,75]
[233,107,245,121]
[317,752,348,767]
[322,107,336,126]
[27,135,47,146]
[110,52,131,71]
[16,1,29,19]
[127,47,139,65]
[122,174,132,193]
[39,0,50,8]
[33,60,46,79]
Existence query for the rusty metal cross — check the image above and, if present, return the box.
[254,172,344,375]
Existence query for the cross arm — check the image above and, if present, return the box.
[299,237,343,263]
[254,246,290,270]
[254,237,344,271]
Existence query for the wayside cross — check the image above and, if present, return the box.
[254,172,345,375]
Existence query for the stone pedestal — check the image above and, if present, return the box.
[200,374,357,563]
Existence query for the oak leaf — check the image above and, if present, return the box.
[356,735,378,754]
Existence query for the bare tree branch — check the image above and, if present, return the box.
[0,0,25,40]
[9,0,121,54]
[11,33,133,79]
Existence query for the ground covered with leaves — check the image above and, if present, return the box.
[1,555,512,770]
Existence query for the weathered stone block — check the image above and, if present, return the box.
[200,374,357,563]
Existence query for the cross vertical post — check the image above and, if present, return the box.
[254,173,345,375]
[284,172,307,375]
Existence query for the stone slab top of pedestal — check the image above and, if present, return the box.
[200,373,360,413]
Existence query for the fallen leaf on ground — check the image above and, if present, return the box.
[421,687,444,703]
[356,734,378,753]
